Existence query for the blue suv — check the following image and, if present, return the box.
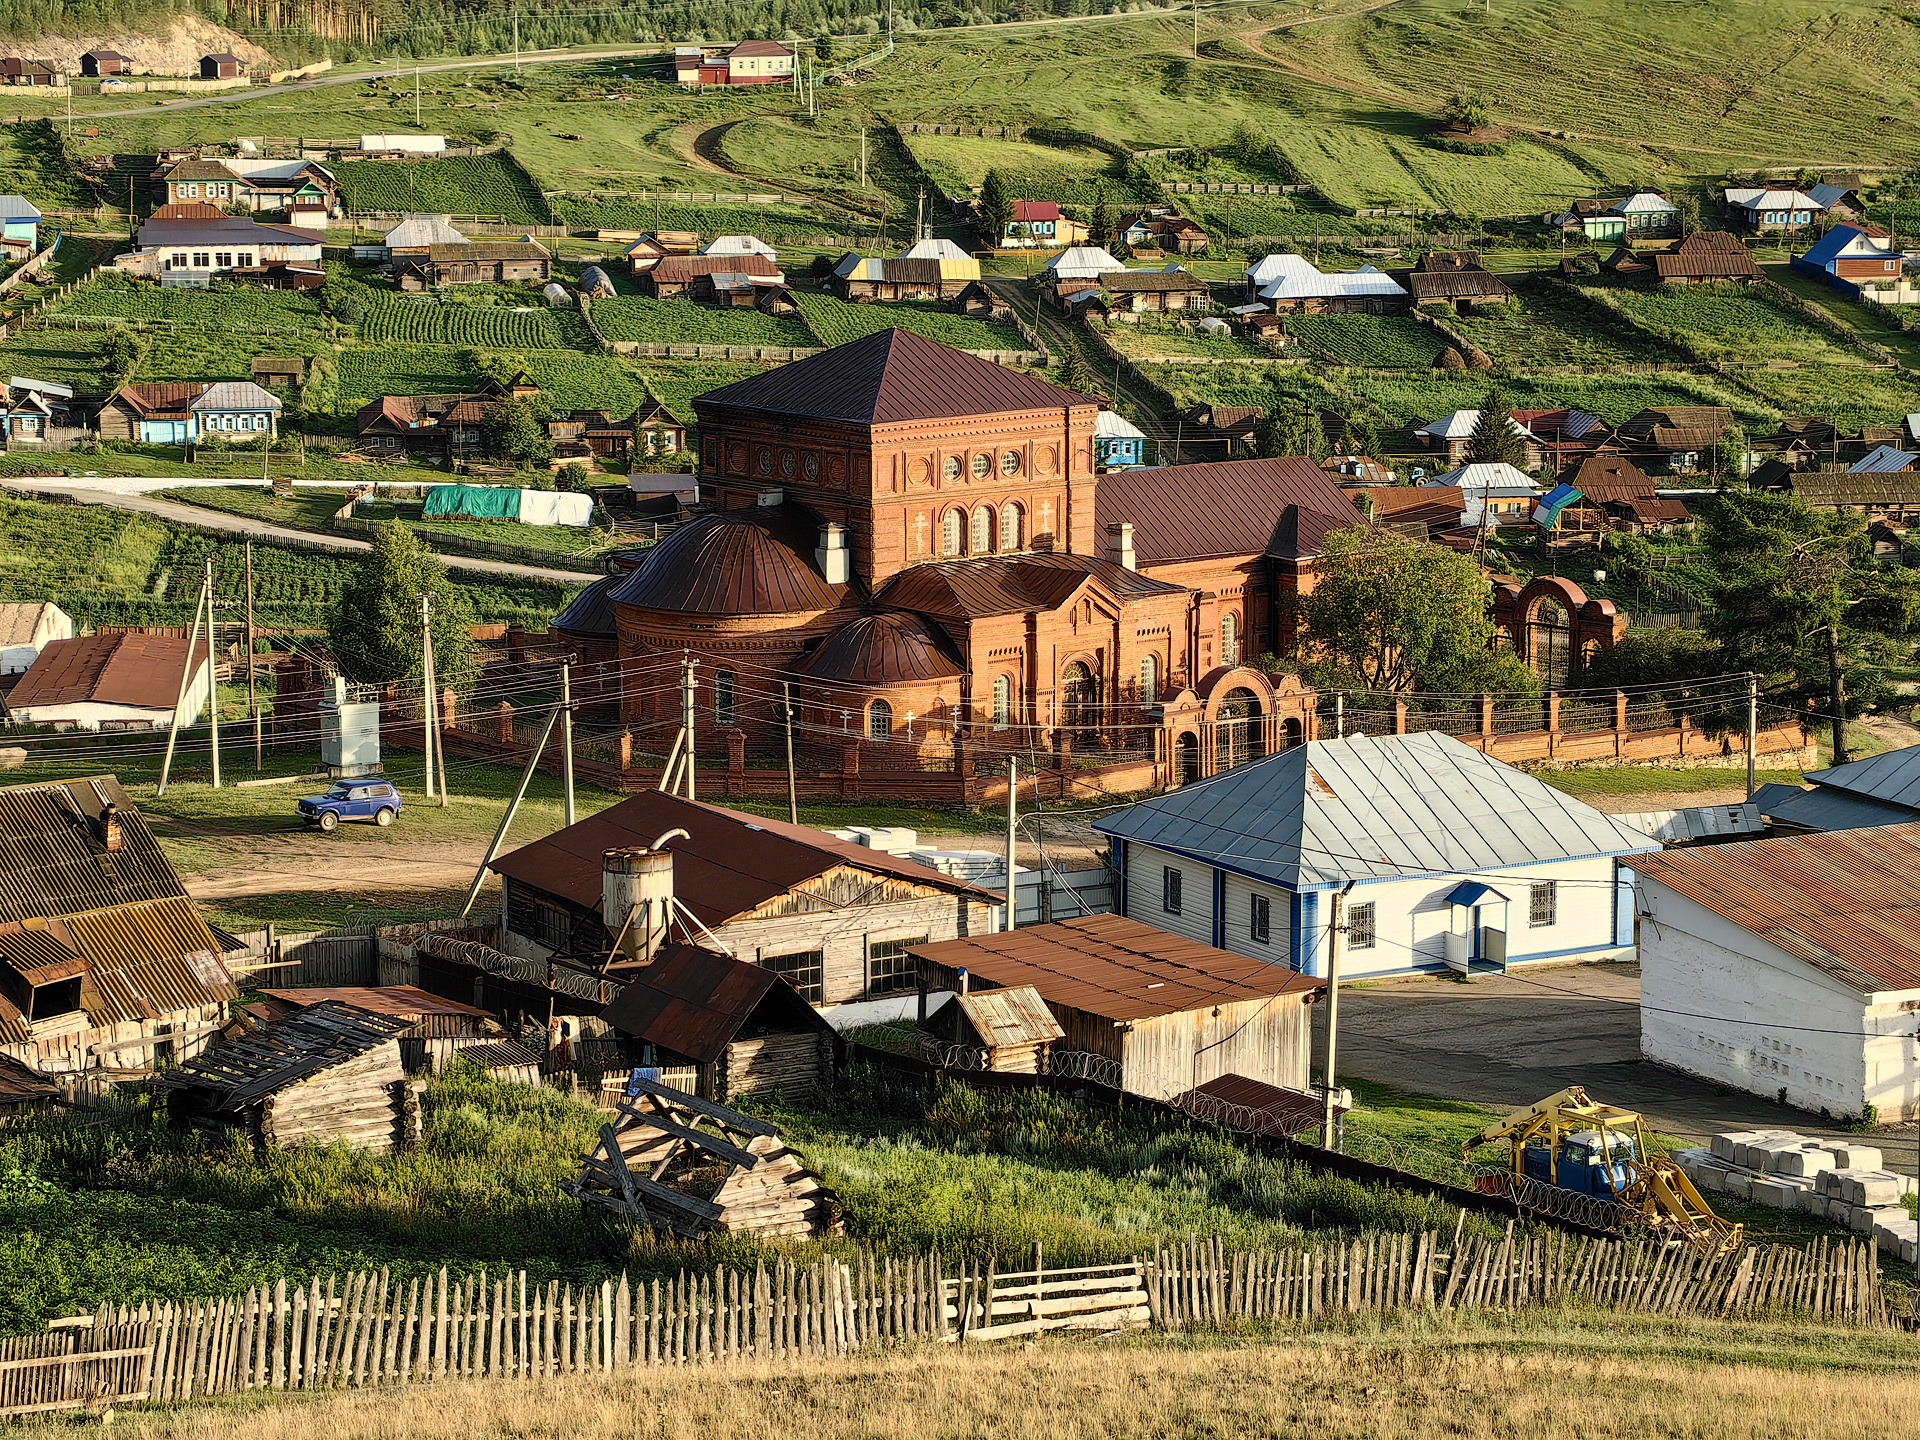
[298,780,402,832]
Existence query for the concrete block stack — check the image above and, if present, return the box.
[1670,1130,1917,1262]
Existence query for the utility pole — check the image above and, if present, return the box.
[1003,755,1017,933]
[1193,0,1199,58]
[204,558,221,789]
[917,186,924,240]
[860,128,868,189]
[415,66,421,128]
[681,655,697,801]
[1334,690,1344,739]
[513,7,520,72]
[782,680,798,826]
[1746,672,1758,800]
[1827,623,1850,766]
[420,594,437,803]
[245,541,259,771]
[1320,884,1351,1149]
[459,702,559,917]
[560,660,576,827]
[157,563,211,796]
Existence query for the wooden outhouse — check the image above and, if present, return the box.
[155,1001,418,1153]
[910,915,1322,1101]
[923,984,1062,1073]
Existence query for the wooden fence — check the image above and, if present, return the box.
[0,1231,1888,1417]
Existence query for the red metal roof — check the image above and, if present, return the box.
[693,328,1092,427]
[728,39,792,57]
[8,634,200,712]
[599,943,827,1063]
[1012,201,1061,223]
[489,791,998,926]
[874,551,1183,620]
[609,505,847,616]
[910,914,1322,1023]
[109,382,205,418]
[648,254,779,285]
[794,611,965,684]
[1633,822,1920,994]
[259,985,492,1020]
[1096,456,1361,565]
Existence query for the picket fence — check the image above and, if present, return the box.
[0,1230,1889,1418]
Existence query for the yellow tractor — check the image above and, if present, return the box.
[1462,1086,1743,1257]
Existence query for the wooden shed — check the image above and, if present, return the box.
[599,944,835,1103]
[0,1052,59,1120]
[563,1072,840,1239]
[244,985,503,1074]
[923,984,1062,1073]
[155,1001,418,1153]
[250,357,305,388]
[910,915,1322,1101]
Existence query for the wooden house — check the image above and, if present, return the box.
[250,357,304,388]
[1398,251,1512,311]
[754,282,801,317]
[242,984,503,1074]
[598,943,836,1102]
[450,1038,542,1085]
[156,1001,417,1154]
[564,1072,839,1239]
[394,241,550,288]
[638,253,780,299]
[949,280,1004,320]
[922,983,1061,1073]
[0,1052,59,1119]
[79,50,132,77]
[199,53,244,79]
[1650,231,1762,286]
[0,775,237,1077]
[1100,270,1212,313]
[908,915,1322,1101]
[623,231,700,276]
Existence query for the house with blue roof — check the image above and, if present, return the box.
[1753,743,1920,834]
[1791,222,1915,304]
[1092,731,1658,981]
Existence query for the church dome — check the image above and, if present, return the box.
[795,611,965,684]
[609,507,844,616]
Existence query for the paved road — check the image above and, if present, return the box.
[1,479,598,585]
[1329,962,1919,1174]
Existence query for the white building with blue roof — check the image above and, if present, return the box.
[1093,730,1658,980]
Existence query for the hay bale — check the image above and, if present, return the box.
[1435,346,1466,371]
[1466,346,1494,369]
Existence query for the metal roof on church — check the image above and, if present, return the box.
[1095,457,1359,565]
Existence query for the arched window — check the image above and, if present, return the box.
[1000,503,1022,552]
[992,675,1012,729]
[971,505,993,555]
[1060,661,1096,740]
[1221,612,1240,667]
[941,510,963,557]
[1139,654,1158,709]
[713,669,735,726]
[867,699,892,740]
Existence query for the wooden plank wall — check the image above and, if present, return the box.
[3,1233,1887,1417]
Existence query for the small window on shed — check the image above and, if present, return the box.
[1250,893,1270,945]
[1162,865,1182,916]
[766,949,824,1005]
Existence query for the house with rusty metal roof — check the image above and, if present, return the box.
[0,776,237,1075]
[1394,251,1511,311]
[1613,405,1736,474]
[598,943,836,1101]
[475,791,999,1020]
[1633,822,1920,1121]
[911,914,1321,1099]
[5,633,212,731]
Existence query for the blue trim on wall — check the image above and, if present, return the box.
[1211,867,1226,948]
[1287,892,1304,973]
[1114,842,1128,918]
[1300,891,1321,978]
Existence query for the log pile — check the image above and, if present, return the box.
[154,1001,416,1154]
[719,1031,830,1102]
[563,1073,839,1241]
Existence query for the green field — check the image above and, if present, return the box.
[1731,365,1920,432]
[59,275,329,335]
[793,292,1026,352]
[901,132,1129,206]
[552,195,848,243]
[157,487,614,561]
[1340,368,1771,428]
[360,288,596,349]
[1285,315,1446,368]
[627,360,772,429]
[336,347,483,406]
[1589,284,1867,366]
[590,294,814,347]
[0,326,119,392]
[1447,282,1679,368]
[334,151,551,224]
[1105,321,1270,363]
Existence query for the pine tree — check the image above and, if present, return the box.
[1058,346,1096,396]
[978,168,1015,247]
[815,30,836,64]
[1092,187,1114,251]
[1340,408,1379,460]
[1467,385,1526,468]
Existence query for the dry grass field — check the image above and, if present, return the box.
[51,1311,1920,1440]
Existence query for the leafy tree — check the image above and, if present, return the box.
[815,29,836,64]
[1575,626,1719,707]
[1091,187,1114,251]
[484,397,554,466]
[1466,385,1526,468]
[1444,89,1490,132]
[1671,191,1702,236]
[1299,525,1540,694]
[977,167,1015,245]
[1227,119,1264,167]
[1700,489,1920,764]
[1712,421,1747,481]
[558,461,592,492]
[1254,395,1328,461]
[327,522,476,691]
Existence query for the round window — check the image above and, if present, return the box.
[1001,450,1022,477]
[970,453,991,479]
[942,455,962,482]
[757,446,773,475]
[781,450,795,478]
[803,453,819,482]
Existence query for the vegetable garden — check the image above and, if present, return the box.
[58,276,329,335]
[1283,315,1445,368]
[549,197,846,245]
[793,293,1025,352]
[334,152,552,225]
[1447,286,1677,368]
[590,294,814,348]
[1583,284,1863,366]
[359,290,594,350]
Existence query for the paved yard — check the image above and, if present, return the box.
[1330,961,1919,1173]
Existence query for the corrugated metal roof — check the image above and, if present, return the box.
[7,633,203,712]
[1254,256,1407,301]
[947,985,1063,1047]
[1806,743,1920,814]
[910,914,1321,1023]
[489,791,998,925]
[68,896,237,1022]
[1612,803,1763,843]
[259,985,491,1019]
[608,505,846,616]
[874,551,1182,620]
[1767,786,1916,833]
[648,254,780,284]
[1633,822,1920,994]
[0,195,41,220]
[1095,731,1659,890]
[794,611,965,684]
[1095,456,1359,566]
[383,214,466,249]
[0,778,185,924]
[599,943,827,1063]
[1793,471,1920,507]
[1849,444,1916,474]
[694,328,1089,426]
[1042,247,1124,279]
[191,381,281,412]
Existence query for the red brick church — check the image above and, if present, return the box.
[553,330,1362,789]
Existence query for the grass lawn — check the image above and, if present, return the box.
[1105,321,1271,363]
[1764,263,1920,371]
[792,292,1027,352]
[1586,284,1865,367]
[1448,283,1678,368]
[1543,766,1806,799]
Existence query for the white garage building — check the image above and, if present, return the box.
[1633,823,1920,1123]
[1094,731,1656,982]
[5,632,211,731]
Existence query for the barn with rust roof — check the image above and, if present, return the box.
[592,328,1351,790]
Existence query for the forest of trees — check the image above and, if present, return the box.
[0,0,1181,60]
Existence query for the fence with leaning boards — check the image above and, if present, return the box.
[0,1228,1889,1418]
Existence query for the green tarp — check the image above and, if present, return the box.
[424,484,521,521]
